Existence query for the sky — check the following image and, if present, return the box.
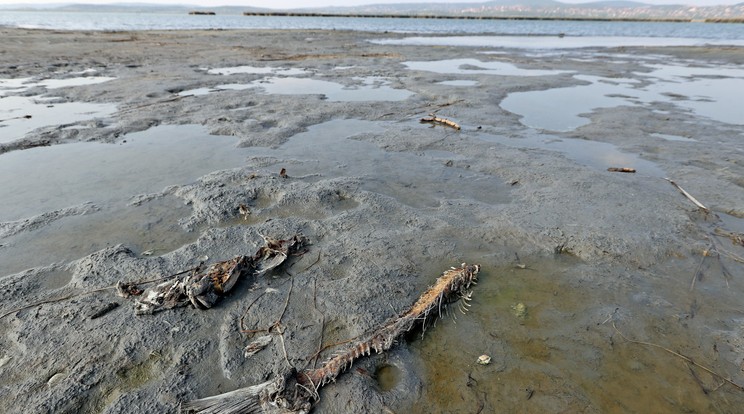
[2,0,741,9]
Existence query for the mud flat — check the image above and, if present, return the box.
[1,28,744,413]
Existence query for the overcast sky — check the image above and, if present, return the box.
[4,0,741,8]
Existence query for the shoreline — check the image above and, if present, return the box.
[241,12,697,23]
[1,27,744,413]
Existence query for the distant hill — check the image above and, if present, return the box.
[0,3,264,14]
[1,1,742,20]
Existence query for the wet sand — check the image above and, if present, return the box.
[1,28,744,413]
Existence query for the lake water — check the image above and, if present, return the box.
[2,10,744,44]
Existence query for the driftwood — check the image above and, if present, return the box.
[119,234,307,315]
[181,263,481,414]
[420,114,461,130]
[607,167,636,173]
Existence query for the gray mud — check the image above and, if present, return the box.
[1,28,744,413]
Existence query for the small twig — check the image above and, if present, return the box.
[240,290,270,332]
[718,246,744,264]
[272,279,294,368]
[275,278,294,328]
[690,248,709,291]
[612,322,744,392]
[277,326,291,368]
[665,178,709,213]
[709,239,732,287]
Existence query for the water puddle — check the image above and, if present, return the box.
[0,196,197,278]
[0,124,250,222]
[407,255,744,413]
[0,74,117,142]
[0,95,116,143]
[244,119,509,208]
[638,64,744,126]
[0,75,114,96]
[437,80,478,87]
[403,59,569,77]
[651,133,697,143]
[180,77,414,102]
[478,130,666,176]
[376,364,402,392]
[372,36,744,49]
[40,269,73,290]
[500,75,646,131]
[501,63,744,131]
[206,66,309,76]
[37,77,115,89]
[178,83,254,97]
[0,77,33,96]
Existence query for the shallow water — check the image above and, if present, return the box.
[245,119,510,208]
[406,255,744,413]
[500,63,744,131]
[206,66,308,76]
[373,35,744,49]
[0,75,114,96]
[403,58,570,77]
[0,124,258,276]
[0,196,197,278]
[0,95,116,143]
[477,130,667,177]
[0,74,117,142]
[437,80,479,87]
[0,124,249,222]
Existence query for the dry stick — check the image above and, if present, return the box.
[666,178,710,213]
[690,247,709,291]
[0,268,195,321]
[420,114,461,130]
[710,239,733,288]
[607,167,636,173]
[612,322,744,392]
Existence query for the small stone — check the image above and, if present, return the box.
[47,372,67,387]
[477,355,492,365]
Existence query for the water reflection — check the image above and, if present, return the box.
[500,64,744,131]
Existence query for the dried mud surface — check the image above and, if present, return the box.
[1,28,744,413]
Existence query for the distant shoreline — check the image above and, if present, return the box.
[241,11,744,24]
